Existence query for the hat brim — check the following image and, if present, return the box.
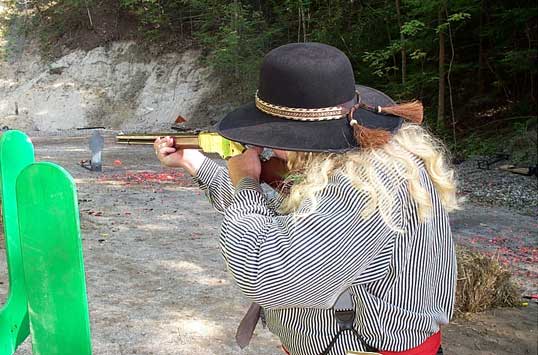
[216,85,403,152]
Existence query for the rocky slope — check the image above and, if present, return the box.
[0,41,217,132]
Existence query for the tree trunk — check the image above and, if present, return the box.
[437,8,446,128]
[297,6,301,42]
[395,0,406,85]
[446,8,457,149]
[386,21,398,71]
[478,0,486,95]
[385,0,397,72]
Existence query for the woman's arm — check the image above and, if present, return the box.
[154,137,284,214]
[192,157,236,214]
[154,136,235,214]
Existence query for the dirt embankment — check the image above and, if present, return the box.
[0,39,225,133]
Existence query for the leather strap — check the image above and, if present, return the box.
[235,302,261,349]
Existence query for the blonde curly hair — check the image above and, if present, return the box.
[280,123,460,230]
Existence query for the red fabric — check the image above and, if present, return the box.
[281,332,441,355]
[380,332,441,355]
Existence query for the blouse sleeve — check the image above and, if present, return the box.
[219,176,398,310]
[193,157,285,214]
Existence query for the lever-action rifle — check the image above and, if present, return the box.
[117,131,244,159]
[116,131,289,190]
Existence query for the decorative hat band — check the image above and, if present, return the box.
[255,91,424,128]
[255,91,357,121]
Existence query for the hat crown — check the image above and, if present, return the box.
[258,43,356,109]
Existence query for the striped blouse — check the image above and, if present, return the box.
[193,156,456,355]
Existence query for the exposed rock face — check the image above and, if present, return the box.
[0,41,214,132]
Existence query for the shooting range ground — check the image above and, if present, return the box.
[0,133,536,355]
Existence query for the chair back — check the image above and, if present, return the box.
[16,162,92,355]
[0,131,34,354]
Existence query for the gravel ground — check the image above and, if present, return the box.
[456,158,537,217]
[0,133,536,355]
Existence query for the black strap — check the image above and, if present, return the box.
[320,291,379,355]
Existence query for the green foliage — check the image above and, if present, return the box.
[193,2,271,99]
[459,133,500,158]
[447,12,471,23]
[510,117,538,164]
[401,20,426,36]
[120,0,166,39]
[363,43,401,79]
[456,117,537,164]
[500,49,538,74]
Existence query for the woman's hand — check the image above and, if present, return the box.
[154,136,205,176]
[228,147,263,186]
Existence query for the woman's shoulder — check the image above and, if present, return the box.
[302,173,369,213]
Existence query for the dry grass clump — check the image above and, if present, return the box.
[455,246,520,316]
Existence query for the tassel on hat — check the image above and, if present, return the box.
[376,100,424,124]
[348,99,424,149]
[350,121,392,149]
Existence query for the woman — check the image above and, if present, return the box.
[155,43,459,355]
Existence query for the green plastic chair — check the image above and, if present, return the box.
[0,131,34,354]
[16,162,92,355]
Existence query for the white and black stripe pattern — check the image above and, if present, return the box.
[193,157,456,355]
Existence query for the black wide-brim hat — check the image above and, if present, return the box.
[217,43,403,152]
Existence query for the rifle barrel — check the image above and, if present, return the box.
[116,134,200,149]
